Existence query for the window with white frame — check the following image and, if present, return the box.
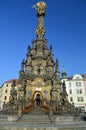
[77,97,84,102]
[69,89,72,94]
[76,76,79,79]
[81,97,84,101]
[69,82,71,87]
[77,97,80,102]
[76,82,82,87]
[70,97,73,102]
[76,89,82,94]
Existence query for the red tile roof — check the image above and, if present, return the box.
[6,79,19,83]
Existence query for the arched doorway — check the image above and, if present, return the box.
[33,91,43,107]
[35,93,41,106]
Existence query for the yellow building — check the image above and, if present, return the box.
[0,79,18,110]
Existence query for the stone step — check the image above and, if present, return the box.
[0,127,5,130]
[18,115,51,124]
[0,126,8,130]
[21,114,49,118]
[28,106,45,115]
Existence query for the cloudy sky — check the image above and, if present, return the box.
[0,0,86,86]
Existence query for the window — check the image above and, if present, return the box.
[76,89,82,94]
[76,76,79,79]
[79,82,81,86]
[5,90,7,93]
[81,97,84,101]
[70,97,73,102]
[76,82,82,87]
[69,89,72,94]
[6,84,8,87]
[77,97,84,102]
[76,82,78,86]
[4,96,7,100]
[77,97,80,102]
[80,89,82,94]
[69,83,71,87]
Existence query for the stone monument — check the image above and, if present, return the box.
[2,2,86,130]
[3,1,77,118]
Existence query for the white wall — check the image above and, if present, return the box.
[61,74,86,112]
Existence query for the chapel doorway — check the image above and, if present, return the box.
[35,94,41,106]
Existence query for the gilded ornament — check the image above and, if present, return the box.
[36,26,45,36]
[36,2,46,15]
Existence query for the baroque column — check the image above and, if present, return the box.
[33,2,46,39]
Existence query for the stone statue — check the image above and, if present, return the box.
[55,59,59,72]
[44,90,48,99]
[10,85,17,104]
[21,59,25,71]
[60,81,68,106]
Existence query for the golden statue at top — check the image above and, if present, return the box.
[33,2,46,15]
[33,2,46,38]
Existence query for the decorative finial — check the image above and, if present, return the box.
[50,45,52,51]
[21,59,25,72]
[55,59,59,72]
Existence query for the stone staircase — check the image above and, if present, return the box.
[18,106,51,124]
[0,111,86,130]
[28,106,45,115]
[18,114,51,124]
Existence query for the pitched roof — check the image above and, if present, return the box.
[5,79,19,84]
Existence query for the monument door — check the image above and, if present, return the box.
[35,94,41,106]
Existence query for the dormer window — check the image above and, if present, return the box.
[76,76,79,79]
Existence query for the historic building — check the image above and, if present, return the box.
[61,72,86,112]
[0,79,18,110]
[83,74,86,95]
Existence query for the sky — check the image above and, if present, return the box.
[0,0,86,86]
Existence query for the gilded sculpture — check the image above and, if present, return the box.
[36,2,46,15]
[36,26,45,36]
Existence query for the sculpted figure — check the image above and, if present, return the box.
[36,2,46,15]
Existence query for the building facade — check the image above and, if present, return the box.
[61,73,86,112]
[0,79,18,110]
